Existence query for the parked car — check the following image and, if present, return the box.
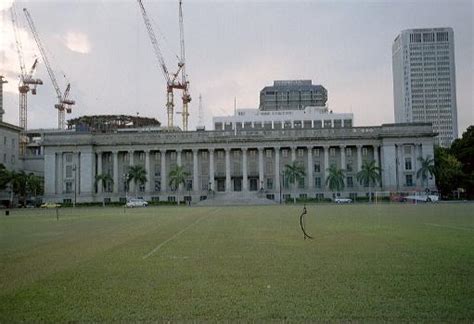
[40,202,61,208]
[126,198,148,208]
[334,198,352,204]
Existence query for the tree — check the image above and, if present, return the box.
[0,164,11,191]
[416,155,435,189]
[127,165,147,197]
[356,160,381,203]
[326,165,345,196]
[283,162,306,204]
[450,126,474,198]
[10,171,29,207]
[434,146,463,198]
[95,173,114,206]
[168,165,189,206]
[26,173,43,198]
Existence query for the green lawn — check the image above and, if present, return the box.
[0,204,473,321]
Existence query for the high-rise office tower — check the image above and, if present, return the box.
[392,28,458,147]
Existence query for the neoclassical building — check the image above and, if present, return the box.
[41,123,437,204]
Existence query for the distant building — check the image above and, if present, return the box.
[213,80,351,131]
[259,80,327,111]
[392,27,458,147]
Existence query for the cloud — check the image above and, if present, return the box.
[64,32,91,54]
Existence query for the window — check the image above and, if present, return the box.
[404,146,412,155]
[170,152,177,160]
[297,149,304,157]
[155,180,161,192]
[362,147,368,156]
[186,152,192,159]
[266,178,273,190]
[346,147,352,157]
[346,163,353,172]
[11,155,15,164]
[249,150,256,158]
[314,148,320,157]
[168,196,176,202]
[139,183,145,192]
[266,150,272,158]
[347,176,353,188]
[66,165,73,178]
[139,152,145,161]
[314,163,320,173]
[65,153,73,163]
[405,158,412,171]
[406,175,414,187]
[217,151,224,159]
[65,181,73,193]
[202,151,208,159]
[330,148,336,157]
[282,149,288,158]
[186,180,193,191]
[298,177,305,189]
[315,177,321,188]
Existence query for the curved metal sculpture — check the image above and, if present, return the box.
[299,205,313,240]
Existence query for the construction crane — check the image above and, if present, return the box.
[136,0,191,130]
[23,8,75,130]
[10,5,43,154]
[178,0,191,131]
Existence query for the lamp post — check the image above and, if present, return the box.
[72,164,77,207]
[123,173,129,200]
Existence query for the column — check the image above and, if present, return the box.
[97,152,103,194]
[373,145,380,169]
[324,146,329,187]
[128,150,134,194]
[145,150,151,193]
[258,147,264,189]
[209,149,215,191]
[160,149,167,193]
[193,149,199,192]
[274,147,280,191]
[357,145,363,172]
[340,145,346,188]
[291,146,296,162]
[307,146,313,189]
[373,145,380,188]
[176,150,183,192]
[225,148,231,192]
[242,148,248,191]
[113,151,118,193]
[44,148,56,195]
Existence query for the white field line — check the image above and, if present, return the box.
[142,208,217,260]
[424,223,473,231]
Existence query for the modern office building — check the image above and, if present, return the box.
[214,80,352,131]
[392,27,458,147]
[259,80,327,111]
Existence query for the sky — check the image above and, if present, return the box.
[0,0,472,135]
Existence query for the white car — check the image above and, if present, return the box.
[126,198,148,208]
[334,198,352,204]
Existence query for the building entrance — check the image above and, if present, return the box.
[233,178,242,192]
[216,179,225,192]
[249,178,258,191]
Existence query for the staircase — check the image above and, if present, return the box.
[197,192,277,206]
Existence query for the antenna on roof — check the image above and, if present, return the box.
[234,97,237,116]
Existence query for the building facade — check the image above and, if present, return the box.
[41,123,437,204]
[259,80,327,111]
[392,27,458,147]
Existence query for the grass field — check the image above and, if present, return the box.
[0,204,473,321]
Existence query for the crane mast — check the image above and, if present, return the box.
[178,0,191,131]
[136,0,190,130]
[10,5,42,154]
[23,7,75,130]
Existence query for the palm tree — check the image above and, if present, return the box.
[127,165,147,197]
[95,173,114,206]
[417,155,435,189]
[283,162,306,204]
[168,165,189,206]
[356,160,381,203]
[326,165,345,197]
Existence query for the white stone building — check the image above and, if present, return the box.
[40,123,437,204]
[392,27,458,147]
